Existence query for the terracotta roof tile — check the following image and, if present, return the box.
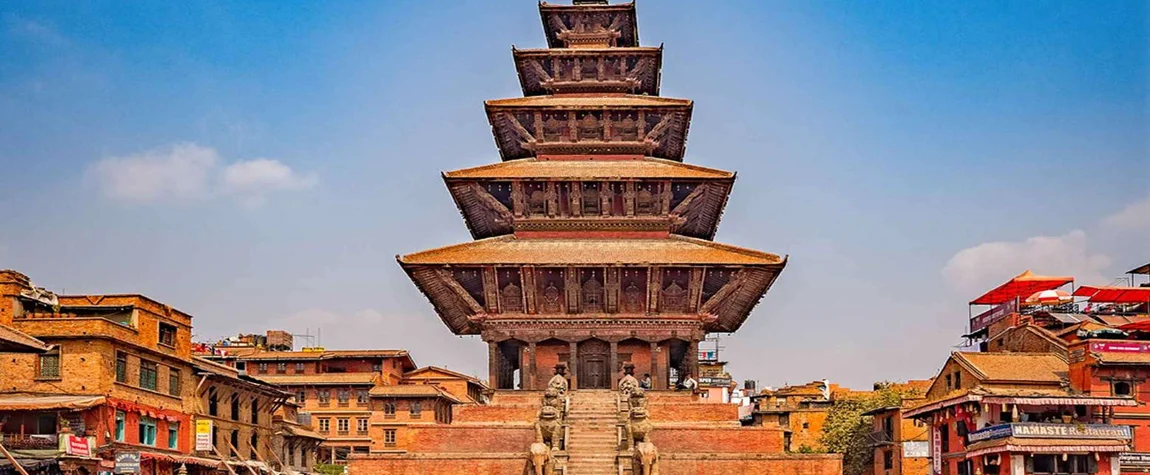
[369,384,462,403]
[398,235,783,266]
[486,95,691,109]
[443,158,732,180]
[955,352,1067,383]
[239,350,409,361]
[255,373,379,386]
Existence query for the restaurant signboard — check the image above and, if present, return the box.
[970,299,1018,333]
[968,423,1131,443]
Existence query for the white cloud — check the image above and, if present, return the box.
[89,143,218,202]
[3,14,68,47]
[942,230,1112,295]
[1103,195,1150,230]
[88,143,315,207]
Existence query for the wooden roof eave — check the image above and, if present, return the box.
[706,258,788,333]
[708,171,735,241]
[396,256,483,335]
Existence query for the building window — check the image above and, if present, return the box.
[801,422,809,429]
[384,402,396,418]
[230,394,241,421]
[318,390,331,406]
[384,429,396,447]
[168,422,179,450]
[372,363,382,372]
[169,369,181,397]
[356,390,369,405]
[116,352,128,383]
[251,399,259,424]
[356,418,368,435]
[37,347,61,379]
[1114,381,1133,397]
[410,401,422,418]
[945,374,952,390]
[276,362,287,374]
[318,418,330,433]
[295,390,306,403]
[249,433,258,460]
[1029,454,1091,475]
[337,390,350,407]
[139,417,157,446]
[883,450,893,470]
[939,425,949,453]
[140,360,158,390]
[230,430,239,458]
[957,459,973,475]
[158,323,177,347]
[953,371,962,388]
[115,411,126,442]
[208,387,219,416]
[258,363,268,373]
[337,418,349,435]
[295,362,305,373]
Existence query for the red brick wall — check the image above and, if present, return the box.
[651,426,784,453]
[648,403,737,422]
[349,455,527,475]
[452,404,537,423]
[393,425,535,452]
[651,454,842,475]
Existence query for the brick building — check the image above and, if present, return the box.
[270,400,323,473]
[864,382,932,475]
[750,380,837,452]
[906,352,1136,475]
[189,357,291,471]
[0,270,217,475]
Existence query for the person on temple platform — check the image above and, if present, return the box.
[640,373,653,390]
[677,372,697,392]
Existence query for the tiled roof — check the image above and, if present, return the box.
[443,158,733,180]
[255,373,379,386]
[954,352,1067,383]
[0,324,50,353]
[404,366,486,386]
[369,384,462,403]
[239,350,409,361]
[398,235,783,266]
[486,95,691,109]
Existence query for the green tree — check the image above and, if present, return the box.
[820,382,922,475]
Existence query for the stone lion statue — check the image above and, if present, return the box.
[628,387,648,411]
[626,407,654,448]
[541,387,564,416]
[535,405,564,450]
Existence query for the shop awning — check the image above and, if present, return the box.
[971,271,1074,305]
[0,325,50,353]
[0,394,105,411]
[1074,286,1150,304]
[139,452,223,469]
[965,437,1129,458]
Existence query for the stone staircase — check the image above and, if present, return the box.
[565,390,621,475]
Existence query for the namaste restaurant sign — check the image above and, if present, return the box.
[968,423,1131,443]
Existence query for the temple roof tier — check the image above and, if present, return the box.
[513,46,662,96]
[540,1,638,49]
[397,235,781,266]
[443,158,735,240]
[486,95,692,161]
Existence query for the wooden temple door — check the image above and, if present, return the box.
[577,339,610,389]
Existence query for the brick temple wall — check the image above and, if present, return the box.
[658,453,843,475]
[349,454,528,475]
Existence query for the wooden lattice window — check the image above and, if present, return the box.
[581,269,604,313]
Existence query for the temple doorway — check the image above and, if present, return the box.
[577,338,610,389]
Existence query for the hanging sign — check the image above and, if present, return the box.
[114,453,140,474]
[195,419,213,451]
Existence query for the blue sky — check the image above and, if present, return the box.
[1,0,1146,389]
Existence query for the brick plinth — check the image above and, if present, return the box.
[658,453,843,475]
[349,453,528,475]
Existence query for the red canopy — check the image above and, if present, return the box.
[1118,320,1150,333]
[970,270,1074,305]
[1074,285,1150,304]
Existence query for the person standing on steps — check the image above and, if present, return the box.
[640,373,653,390]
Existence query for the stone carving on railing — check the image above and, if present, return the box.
[633,441,660,475]
[619,380,659,475]
[529,442,553,475]
[530,374,569,475]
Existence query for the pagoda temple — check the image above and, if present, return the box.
[399,0,786,392]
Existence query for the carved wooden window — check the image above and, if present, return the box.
[611,112,640,141]
[557,182,571,216]
[556,57,576,82]
[577,113,603,141]
[537,268,566,314]
[581,269,604,313]
[542,112,570,142]
[579,182,600,215]
[498,268,523,313]
[525,182,547,216]
[579,58,599,81]
[635,182,659,216]
[620,268,647,313]
[451,268,486,307]
[609,183,626,216]
[661,268,691,313]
